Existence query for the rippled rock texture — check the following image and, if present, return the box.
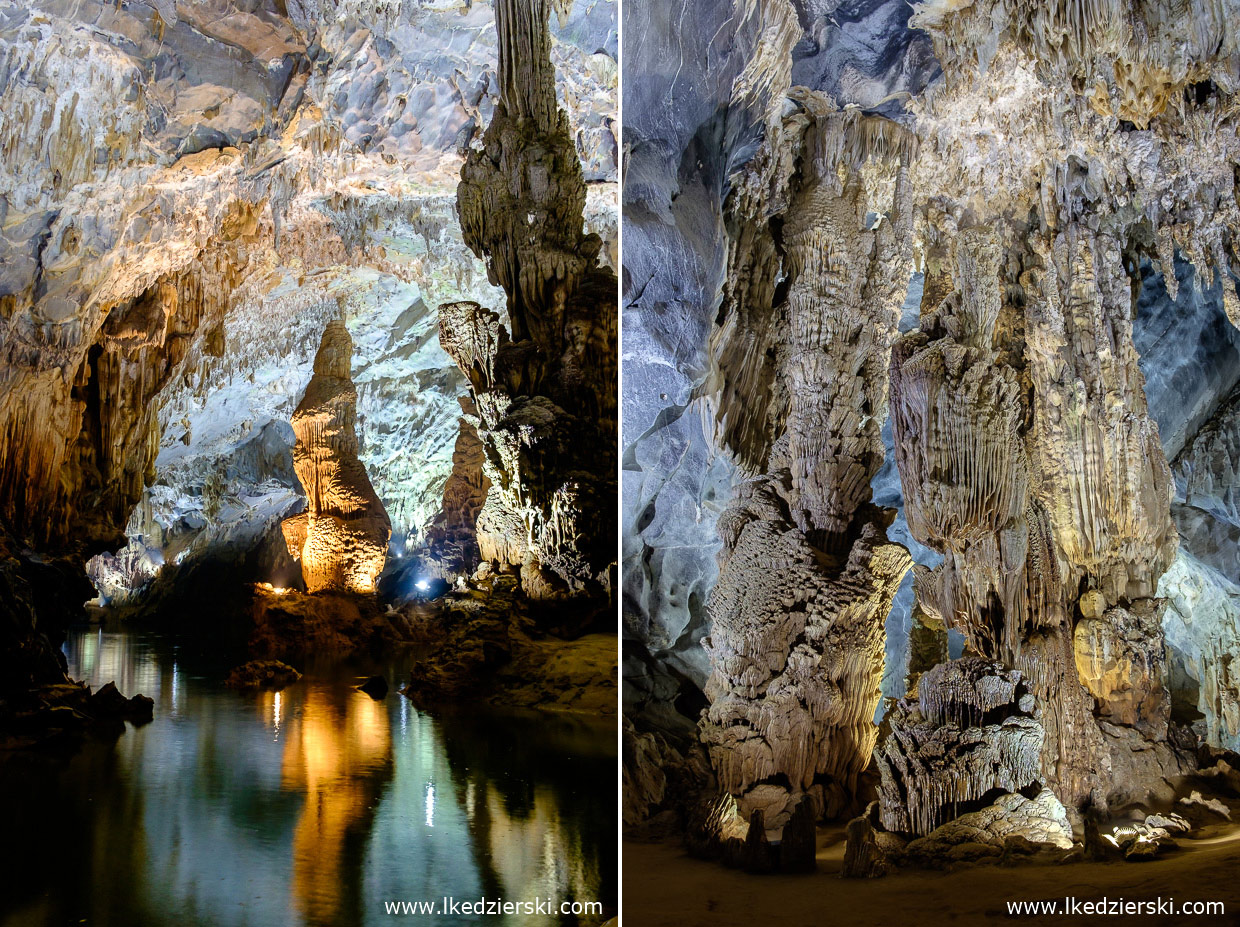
[624,0,1240,868]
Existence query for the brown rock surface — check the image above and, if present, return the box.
[434,0,617,602]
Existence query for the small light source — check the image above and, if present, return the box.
[415,579,430,592]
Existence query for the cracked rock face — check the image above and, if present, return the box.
[282,320,391,594]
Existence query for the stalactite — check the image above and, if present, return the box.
[877,659,1043,837]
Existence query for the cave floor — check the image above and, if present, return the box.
[623,825,1240,925]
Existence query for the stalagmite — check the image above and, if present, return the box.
[281,321,390,594]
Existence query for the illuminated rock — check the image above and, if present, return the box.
[282,321,391,594]
[698,90,917,838]
[701,471,911,835]
[903,789,1074,864]
[1074,600,1170,740]
[876,660,1044,837]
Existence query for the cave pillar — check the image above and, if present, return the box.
[700,106,916,839]
[282,320,391,594]
[437,0,616,602]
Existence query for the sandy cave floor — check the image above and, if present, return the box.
[623,824,1240,926]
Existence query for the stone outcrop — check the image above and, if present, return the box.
[434,0,617,602]
[281,321,390,594]
[876,659,1044,837]
[903,789,1074,864]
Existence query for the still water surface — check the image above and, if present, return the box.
[0,628,616,927]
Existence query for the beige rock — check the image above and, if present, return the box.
[1074,601,1171,738]
[876,660,1045,836]
[282,321,391,594]
[903,789,1075,864]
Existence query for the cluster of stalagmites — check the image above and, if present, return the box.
[433,0,617,602]
[281,321,391,594]
[676,0,1240,874]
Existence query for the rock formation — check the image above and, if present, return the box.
[0,0,615,719]
[281,320,391,594]
[698,85,918,838]
[433,0,618,602]
[623,0,1240,880]
[701,474,911,834]
[876,659,1043,836]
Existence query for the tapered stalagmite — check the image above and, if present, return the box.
[282,320,390,594]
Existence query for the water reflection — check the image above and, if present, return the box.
[0,629,615,927]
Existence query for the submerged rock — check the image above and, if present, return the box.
[226,660,302,692]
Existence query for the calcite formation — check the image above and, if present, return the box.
[624,0,1240,880]
[1073,600,1170,739]
[0,0,615,713]
[420,399,491,580]
[281,321,391,594]
[698,90,919,838]
[876,660,1043,836]
[900,789,1075,866]
[435,0,618,601]
[701,466,911,833]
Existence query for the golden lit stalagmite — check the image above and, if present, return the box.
[282,320,391,594]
